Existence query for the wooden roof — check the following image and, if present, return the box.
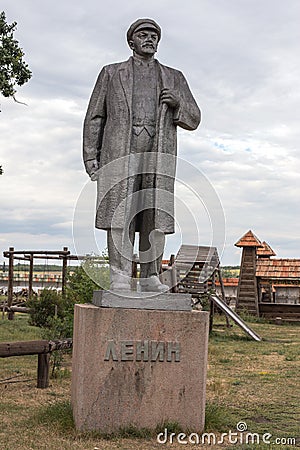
[257,241,276,257]
[175,245,220,283]
[175,245,220,265]
[216,277,239,287]
[235,230,263,248]
[256,259,300,279]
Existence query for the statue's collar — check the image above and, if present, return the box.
[132,55,156,67]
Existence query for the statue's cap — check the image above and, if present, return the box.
[127,18,161,44]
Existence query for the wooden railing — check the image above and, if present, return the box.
[0,338,73,388]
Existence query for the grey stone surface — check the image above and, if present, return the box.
[92,290,192,311]
[72,304,209,432]
[82,18,201,289]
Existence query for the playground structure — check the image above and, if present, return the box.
[160,244,261,341]
[2,247,82,319]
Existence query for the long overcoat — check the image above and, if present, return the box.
[83,57,200,233]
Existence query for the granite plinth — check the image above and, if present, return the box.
[92,290,192,311]
[71,303,209,433]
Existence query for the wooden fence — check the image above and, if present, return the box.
[0,338,73,388]
[259,303,300,322]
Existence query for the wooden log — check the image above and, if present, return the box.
[3,250,70,256]
[0,340,50,357]
[8,306,30,313]
[5,256,29,261]
[49,338,73,352]
[0,339,73,357]
[0,338,72,389]
[25,255,67,260]
[37,353,50,388]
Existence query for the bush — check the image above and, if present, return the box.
[28,289,64,328]
[28,289,76,377]
[27,263,109,377]
[28,262,108,331]
[41,316,73,377]
[28,261,108,338]
[66,265,98,303]
[28,288,76,328]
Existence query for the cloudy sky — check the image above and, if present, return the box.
[0,0,299,266]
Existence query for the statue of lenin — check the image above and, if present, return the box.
[83,18,201,292]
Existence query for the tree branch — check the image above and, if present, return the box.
[12,94,28,106]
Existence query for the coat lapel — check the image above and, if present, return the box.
[156,61,175,155]
[157,61,175,90]
[119,58,133,110]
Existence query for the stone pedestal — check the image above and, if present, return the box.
[92,289,192,310]
[71,302,209,433]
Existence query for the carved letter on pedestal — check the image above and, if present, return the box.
[136,340,149,361]
[104,340,118,361]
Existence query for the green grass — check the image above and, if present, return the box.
[32,400,74,433]
[206,315,300,447]
[0,314,299,449]
[0,313,41,341]
[204,401,234,432]
[0,315,42,381]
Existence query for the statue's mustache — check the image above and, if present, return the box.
[142,42,155,48]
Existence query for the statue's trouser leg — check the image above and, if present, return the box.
[139,210,165,279]
[130,129,166,281]
[107,225,135,287]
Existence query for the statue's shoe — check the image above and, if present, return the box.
[140,275,169,293]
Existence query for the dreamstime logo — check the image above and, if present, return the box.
[156,422,297,446]
[236,421,248,432]
[73,153,226,297]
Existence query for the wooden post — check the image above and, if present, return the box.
[209,298,214,333]
[217,267,231,327]
[132,254,138,279]
[7,247,14,320]
[61,247,68,296]
[217,268,226,302]
[131,254,138,291]
[37,353,50,388]
[169,254,178,293]
[29,254,34,298]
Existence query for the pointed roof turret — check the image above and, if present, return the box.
[257,241,276,258]
[235,230,263,248]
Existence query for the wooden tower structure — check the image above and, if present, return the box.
[257,241,276,259]
[235,230,263,315]
[256,241,277,303]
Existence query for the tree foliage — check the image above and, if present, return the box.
[0,11,32,99]
[66,263,109,303]
[28,289,63,328]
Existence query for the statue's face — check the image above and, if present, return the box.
[129,29,159,57]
